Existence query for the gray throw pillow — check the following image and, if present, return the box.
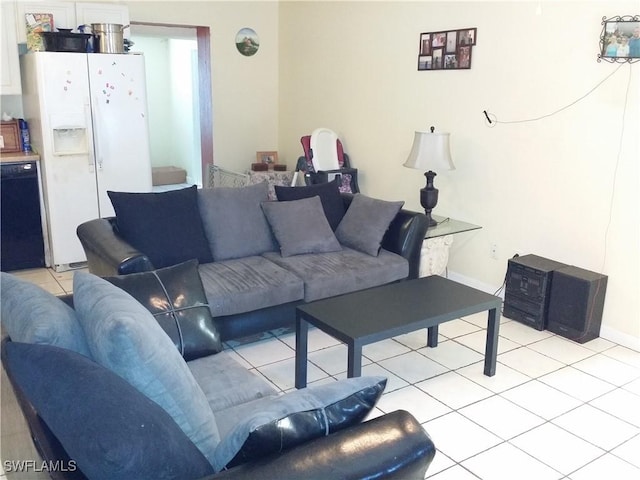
[261,196,342,257]
[198,182,277,261]
[73,272,221,471]
[0,272,91,357]
[335,194,404,256]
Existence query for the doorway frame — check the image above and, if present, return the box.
[131,21,213,183]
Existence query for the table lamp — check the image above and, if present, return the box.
[403,126,455,227]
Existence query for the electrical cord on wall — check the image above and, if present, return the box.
[482,63,627,126]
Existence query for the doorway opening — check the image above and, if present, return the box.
[130,22,213,187]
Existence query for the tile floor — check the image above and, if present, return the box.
[3,268,640,480]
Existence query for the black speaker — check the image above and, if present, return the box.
[546,265,608,343]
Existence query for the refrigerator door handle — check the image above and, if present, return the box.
[91,96,105,171]
[85,103,96,172]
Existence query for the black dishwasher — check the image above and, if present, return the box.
[1,161,45,271]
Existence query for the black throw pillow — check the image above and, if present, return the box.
[104,260,222,361]
[4,341,215,480]
[108,186,213,268]
[274,178,346,231]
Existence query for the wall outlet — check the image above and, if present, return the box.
[490,243,498,259]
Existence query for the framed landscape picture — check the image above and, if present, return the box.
[418,27,476,70]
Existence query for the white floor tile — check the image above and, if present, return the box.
[458,395,544,440]
[501,380,582,420]
[572,354,640,386]
[527,336,595,365]
[393,329,446,350]
[579,337,616,353]
[377,385,451,423]
[622,377,640,396]
[427,464,481,480]
[568,453,640,480]
[424,450,456,478]
[438,319,481,339]
[357,362,409,392]
[233,337,295,367]
[456,361,531,393]
[538,366,616,402]
[589,388,640,428]
[498,347,564,378]
[510,423,604,475]
[308,343,371,375]
[416,372,493,410]
[256,357,326,391]
[423,412,501,462]
[379,351,448,384]
[552,404,639,450]
[417,340,484,370]
[610,434,640,468]
[462,442,562,480]
[454,330,520,355]
[498,321,553,345]
[602,345,640,369]
[462,311,503,329]
[363,338,411,362]
[279,326,342,352]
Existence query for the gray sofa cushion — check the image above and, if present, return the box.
[261,196,342,257]
[213,376,387,469]
[198,182,277,261]
[336,194,404,256]
[73,272,222,470]
[0,272,91,357]
[198,256,304,316]
[188,352,277,413]
[263,247,408,302]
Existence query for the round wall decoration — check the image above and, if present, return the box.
[235,28,259,56]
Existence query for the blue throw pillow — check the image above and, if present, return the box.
[3,341,215,480]
[213,376,386,468]
[0,272,90,357]
[108,185,213,269]
[73,272,221,470]
[274,178,346,230]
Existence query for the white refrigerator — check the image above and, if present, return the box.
[20,52,152,271]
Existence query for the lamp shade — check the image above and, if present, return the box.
[403,130,455,172]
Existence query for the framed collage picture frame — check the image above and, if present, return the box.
[418,27,476,70]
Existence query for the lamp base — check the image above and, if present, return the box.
[420,170,439,228]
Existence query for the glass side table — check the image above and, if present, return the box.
[420,215,482,277]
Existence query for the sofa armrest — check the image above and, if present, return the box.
[208,410,435,480]
[381,208,429,279]
[76,218,154,276]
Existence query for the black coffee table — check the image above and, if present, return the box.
[295,275,502,388]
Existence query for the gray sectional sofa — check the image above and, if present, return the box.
[77,181,429,341]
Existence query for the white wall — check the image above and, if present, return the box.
[126,1,280,173]
[279,1,640,349]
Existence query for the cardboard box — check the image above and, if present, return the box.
[152,166,187,186]
[1,121,21,153]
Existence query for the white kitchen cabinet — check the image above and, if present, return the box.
[75,3,130,38]
[15,1,76,44]
[1,2,21,95]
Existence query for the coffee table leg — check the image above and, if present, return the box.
[347,340,363,378]
[484,307,500,376]
[427,325,439,347]
[295,315,309,389]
